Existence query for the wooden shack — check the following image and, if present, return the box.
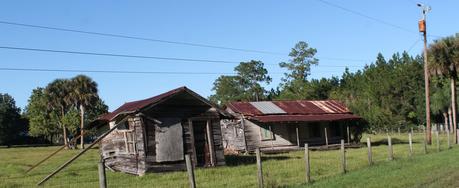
[92,87,229,175]
[221,100,363,153]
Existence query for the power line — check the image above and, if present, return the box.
[0,46,239,64]
[0,45,364,67]
[0,20,284,55]
[0,20,372,62]
[314,0,441,38]
[0,67,239,75]
[0,67,355,75]
[407,37,421,53]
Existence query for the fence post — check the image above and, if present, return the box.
[408,133,413,157]
[423,127,427,154]
[304,143,310,183]
[341,140,346,173]
[447,128,451,149]
[398,127,401,136]
[457,129,459,145]
[388,136,393,161]
[256,148,263,188]
[436,130,440,152]
[185,154,196,188]
[98,158,107,188]
[367,137,372,165]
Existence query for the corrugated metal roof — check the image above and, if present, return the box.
[96,86,228,122]
[226,100,361,123]
[250,114,361,123]
[228,100,351,115]
[249,101,286,114]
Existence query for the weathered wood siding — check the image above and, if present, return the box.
[223,117,348,152]
[155,118,184,162]
[243,120,294,150]
[101,116,146,175]
[211,119,225,165]
[221,119,246,152]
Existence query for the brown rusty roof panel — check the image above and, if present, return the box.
[97,86,230,122]
[228,100,351,116]
[226,102,263,116]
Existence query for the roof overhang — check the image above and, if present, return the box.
[247,114,362,123]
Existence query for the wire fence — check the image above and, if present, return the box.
[0,129,457,188]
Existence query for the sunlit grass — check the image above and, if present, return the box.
[0,132,457,187]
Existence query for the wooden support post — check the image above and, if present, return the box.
[436,130,440,152]
[347,125,350,145]
[341,140,346,173]
[256,148,263,188]
[457,129,459,145]
[206,120,215,166]
[188,119,197,167]
[447,128,451,149]
[367,137,372,165]
[296,125,300,147]
[185,154,196,188]
[304,143,310,183]
[324,127,329,148]
[423,132,428,154]
[98,158,107,188]
[240,117,248,153]
[37,117,127,186]
[408,133,413,157]
[388,136,393,161]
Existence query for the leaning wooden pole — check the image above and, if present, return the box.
[185,154,196,188]
[26,133,83,173]
[37,121,123,186]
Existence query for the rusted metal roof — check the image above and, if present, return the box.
[227,100,361,123]
[97,86,228,122]
[250,114,361,123]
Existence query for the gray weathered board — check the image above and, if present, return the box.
[156,118,184,162]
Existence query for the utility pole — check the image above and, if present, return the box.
[418,3,432,144]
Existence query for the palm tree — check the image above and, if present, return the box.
[428,34,459,143]
[70,75,98,149]
[45,79,72,148]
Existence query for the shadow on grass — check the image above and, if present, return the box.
[225,154,294,166]
[371,138,420,146]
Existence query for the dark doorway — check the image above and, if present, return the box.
[193,121,211,166]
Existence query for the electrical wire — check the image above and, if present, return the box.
[0,20,371,62]
[0,45,364,67]
[314,0,441,38]
[0,67,240,75]
[0,20,284,55]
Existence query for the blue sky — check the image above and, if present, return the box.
[0,0,458,111]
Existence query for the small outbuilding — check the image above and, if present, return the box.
[92,87,229,175]
[221,100,363,153]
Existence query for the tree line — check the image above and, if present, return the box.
[0,75,107,147]
[1,34,458,146]
[211,34,459,133]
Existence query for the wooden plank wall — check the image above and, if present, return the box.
[100,115,146,175]
[221,119,246,153]
[211,119,225,166]
[130,116,146,175]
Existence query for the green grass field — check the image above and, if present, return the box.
[0,132,457,188]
